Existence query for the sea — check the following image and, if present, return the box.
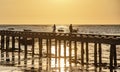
[0,25,120,72]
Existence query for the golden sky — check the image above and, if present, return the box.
[0,0,120,25]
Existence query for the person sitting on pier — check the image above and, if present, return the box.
[69,24,73,33]
[53,24,56,33]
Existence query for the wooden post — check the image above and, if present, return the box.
[86,42,89,64]
[74,41,77,66]
[24,37,27,66]
[1,35,4,61]
[99,43,102,66]
[12,36,15,64]
[113,44,117,67]
[64,40,66,70]
[55,39,57,68]
[94,43,97,66]
[59,40,61,71]
[69,40,72,67]
[49,39,51,69]
[81,42,84,65]
[46,39,49,70]
[18,37,21,64]
[39,38,42,71]
[6,36,10,62]
[31,37,34,69]
[110,44,114,68]
[110,44,117,68]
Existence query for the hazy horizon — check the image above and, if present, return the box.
[0,24,120,25]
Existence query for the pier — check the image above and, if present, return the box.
[0,30,120,71]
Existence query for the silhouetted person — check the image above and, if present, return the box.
[53,24,56,32]
[69,24,73,33]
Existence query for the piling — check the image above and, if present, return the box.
[32,37,34,68]
[49,39,51,69]
[74,41,77,66]
[24,37,27,66]
[94,43,97,66]
[99,43,102,66]
[1,35,4,61]
[86,42,89,64]
[39,38,42,70]
[18,37,21,64]
[12,36,15,64]
[59,40,61,71]
[110,44,117,68]
[6,36,10,62]
[113,45,117,67]
[64,40,66,71]
[46,39,49,70]
[81,42,84,65]
[69,40,72,67]
[55,39,57,68]
[110,44,113,68]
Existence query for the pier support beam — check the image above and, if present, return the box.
[99,43,102,66]
[49,39,51,70]
[86,42,89,64]
[18,37,21,64]
[64,40,66,70]
[12,36,15,64]
[81,42,84,65]
[69,40,72,67]
[32,38,34,69]
[1,35,4,62]
[59,40,61,71]
[46,39,49,70]
[94,43,97,66]
[110,44,117,68]
[39,38,42,71]
[74,41,77,66]
[24,37,27,66]
[113,45,117,67]
[6,36,10,62]
[55,39,57,68]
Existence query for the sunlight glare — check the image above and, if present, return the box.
[49,0,73,5]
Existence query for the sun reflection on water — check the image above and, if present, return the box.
[50,44,70,71]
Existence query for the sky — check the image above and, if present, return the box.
[0,0,120,25]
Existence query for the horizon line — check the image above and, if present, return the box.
[0,24,120,25]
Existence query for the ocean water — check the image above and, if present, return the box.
[0,25,120,35]
[0,25,120,72]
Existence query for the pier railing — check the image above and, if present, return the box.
[0,30,120,71]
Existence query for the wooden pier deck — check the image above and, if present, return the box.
[0,30,120,71]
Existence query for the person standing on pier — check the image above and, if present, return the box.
[53,24,56,32]
[69,24,73,33]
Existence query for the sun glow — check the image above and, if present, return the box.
[49,0,73,5]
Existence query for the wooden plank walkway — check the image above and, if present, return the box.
[0,30,120,44]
